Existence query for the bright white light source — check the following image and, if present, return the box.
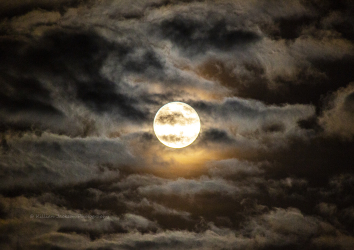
[153,102,201,148]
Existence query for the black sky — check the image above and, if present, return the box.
[0,0,354,249]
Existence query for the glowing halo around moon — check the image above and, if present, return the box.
[153,102,201,148]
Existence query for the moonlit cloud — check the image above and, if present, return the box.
[319,82,354,139]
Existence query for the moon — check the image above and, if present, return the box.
[153,102,201,148]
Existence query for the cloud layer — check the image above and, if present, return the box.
[0,0,354,249]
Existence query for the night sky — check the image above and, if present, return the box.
[1,0,354,249]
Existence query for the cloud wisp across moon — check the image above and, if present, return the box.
[153,102,201,148]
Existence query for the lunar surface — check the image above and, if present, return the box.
[153,102,201,148]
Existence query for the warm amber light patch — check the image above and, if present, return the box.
[153,102,201,148]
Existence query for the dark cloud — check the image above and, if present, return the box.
[1,0,354,249]
[195,56,354,109]
[200,128,234,143]
[0,133,135,196]
[261,122,286,133]
[0,0,88,19]
[0,27,167,136]
[319,83,354,138]
[207,159,265,178]
[155,111,198,127]
[272,15,315,40]
[158,16,261,55]
[22,30,148,117]
[160,134,183,143]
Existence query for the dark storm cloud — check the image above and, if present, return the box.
[1,0,354,249]
[0,0,88,19]
[158,16,261,55]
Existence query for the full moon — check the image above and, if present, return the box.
[153,102,201,148]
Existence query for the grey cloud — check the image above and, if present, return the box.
[235,137,354,187]
[160,1,353,108]
[88,230,253,250]
[0,133,134,192]
[265,177,308,200]
[21,30,150,118]
[242,207,338,248]
[0,0,87,20]
[319,83,354,139]
[112,174,167,191]
[138,176,242,197]
[207,159,265,178]
[1,0,351,139]
[155,112,198,126]
[191,97,315,144]
[199,128,235,145]
[316,202,338,217]
[119,213,160,232]
[0,195,159,248]
[126,198,191,219]
[312,235,354,250]
[14,204,351,250]
[29,232,89,250]
[340,206,354,232]
[157,15,261,56]
[0,195,83,249]
[0,1,354,249]
[0,29,151,136]
[0,8,221,137]
[1,185,354,250]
